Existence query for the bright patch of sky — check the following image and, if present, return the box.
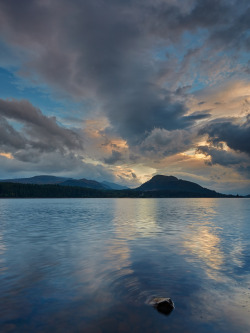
[0,67,61,111]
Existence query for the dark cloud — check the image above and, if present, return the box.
[237,165,250,179]
[0,115,27,150]
[198,114,250,180]
[201,116,250,156]
[197,145,250,179]
[0,98,83,161]
[186,110,212,120]
[143,0,232,38]
[129,153,140,163]
[140,128,195,156]
[208,5,250,51]
[105,89,194,144]
[197,145,248,166]
[104,150,123,165]
[131,172,137,179]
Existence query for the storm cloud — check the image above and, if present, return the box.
[197,145,249,166]
[141,128,196,157]
[201,116,250,156]
[104,150,123,165]
[0,98,83,161]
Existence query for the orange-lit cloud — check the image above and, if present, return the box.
[188,80,250,119]
[0,152,14,159]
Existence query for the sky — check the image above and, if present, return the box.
[0,0,250,194]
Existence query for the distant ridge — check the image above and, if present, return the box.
[0,175,71,184]
[0,175,127,191]
[102,181,129,190]
[59,178,107,190]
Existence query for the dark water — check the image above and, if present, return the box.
[0,198,250,333]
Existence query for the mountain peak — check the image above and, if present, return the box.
[150,175,178,182]
[136,175,179,191]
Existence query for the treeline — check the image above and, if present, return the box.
[0,182,116,198]
[0,182,235,198]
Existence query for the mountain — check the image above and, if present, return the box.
[0,175,71,184]
[102,181,129,190]
[0,175,110,190]
[0,175,130,191]
[137,175,178,191]
[136,175,220,196]
[59,178,107,190]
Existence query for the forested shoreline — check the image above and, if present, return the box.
[0,182,237,198]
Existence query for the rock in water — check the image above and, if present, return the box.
[156,299,174,315]
[148,297,174,316]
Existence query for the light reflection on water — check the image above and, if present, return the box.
[182,224,224,278]
[0,198,250,332]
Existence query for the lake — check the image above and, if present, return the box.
[0,198,250,332]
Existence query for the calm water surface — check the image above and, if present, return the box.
[0,198,250,332]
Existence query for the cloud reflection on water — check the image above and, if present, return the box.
[112,199,160,240]
[182,224,225,280]
[102,199,158,303]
